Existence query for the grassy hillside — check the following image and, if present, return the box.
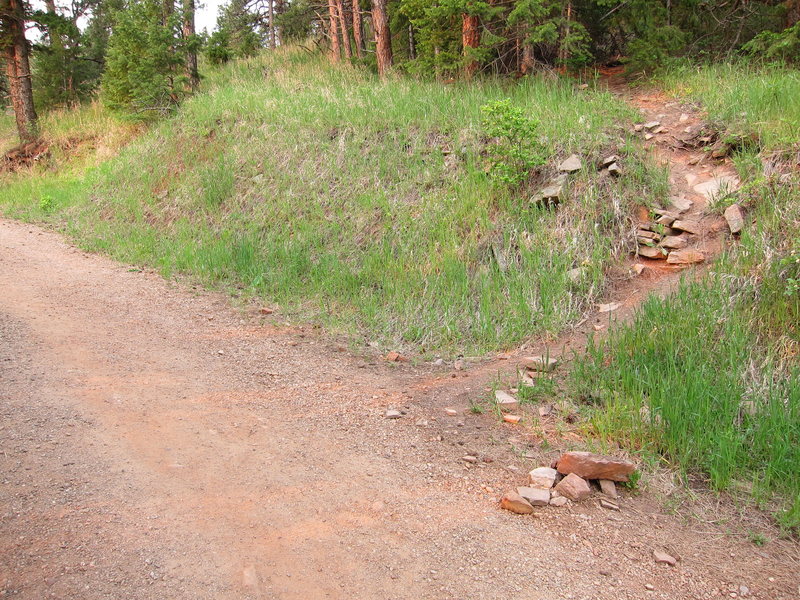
[658,63,800,151]
[0,48,663,353]
[573,70,800,531]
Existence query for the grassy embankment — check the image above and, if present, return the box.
[0,48,665,353]
[571,63,800,532]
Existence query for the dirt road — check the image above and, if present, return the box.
[2,90,799,599]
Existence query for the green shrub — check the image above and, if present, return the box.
[480,99,546,186]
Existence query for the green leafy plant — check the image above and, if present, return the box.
[38,195,54,213]
[480,98,546,186]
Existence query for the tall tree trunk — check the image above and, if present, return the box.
[163,0,173,22]
[1,0,37,143]
[557,0,572,68]
[518,24,534,75]
[328,0,341,60]
[372,0,392,77]
[787,0,800,27]
[408,23,416,59]
[268,0,276,49]
[336,0,352,59]
[182,0,199,90]
[462,13,480,78]
[352,0,364,58]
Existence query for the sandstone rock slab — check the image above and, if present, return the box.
[554,473,592,502]
[529,467,558,489]
[558,154,582,173]
[517,486,550,506]
[724,203,744,234]
[495,390,518,412]
[501,491,534,514]
[666,249,705,265]
[556,451,636,482]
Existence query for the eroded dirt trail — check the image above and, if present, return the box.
[1,91,798,600]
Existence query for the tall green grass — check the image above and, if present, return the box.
[658,63,800,151]
[1,112,16,154]
[573,165,800,531]
[0,47,664,353]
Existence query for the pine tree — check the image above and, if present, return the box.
[101,0,185,117]
[1,0,38,142]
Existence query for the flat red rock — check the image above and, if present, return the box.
[556,451,635,482]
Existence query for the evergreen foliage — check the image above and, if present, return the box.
[101,0,186,116]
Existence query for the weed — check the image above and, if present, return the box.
[747,531,768,547]
[39,195,55,213]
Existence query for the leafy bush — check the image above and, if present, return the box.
[480,99,546,186]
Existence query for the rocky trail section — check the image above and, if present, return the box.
[0,89,798,599]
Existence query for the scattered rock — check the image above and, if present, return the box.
[693,175,740,200]
[598,479,618,498]
[661,235,687,249]
[567,267,587,284]
[558,154,582,173]
[679,113,689,122]
[600,155,618,168]
[386,351,405,362]
[644,133,654,141]
[597,302,620,313]
[529,467,558,489]
[500,491,534,514]
[495,390,519,412]
[634,124,644,132]
[607,162,622,176]
[643,121,661,130]
[462,455,478,463]
[538,403,553,416]
[549,495,569,507]
[385,409,403,419]
[638,230,660,240]
[655,214,676,226]
[554,473,592,502]
[724,204,744,234]
[632,263,645,275]
[444,408,458,416]
[666,249,705,265]
[599,498,620,511]
[669,196,693,212]
[453,358,465,370]
[517,486,550,506]
[672,220,701,234]
[556,451,636,482]
[503,414,522,424]
[259,307,274,315]
[637,246,666,259]
[521,355,558,372]
[711,144,730,159]
[645,583,655,591]
[653,550,677,566]
[536,175,567,203]
[433,358,444,366]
